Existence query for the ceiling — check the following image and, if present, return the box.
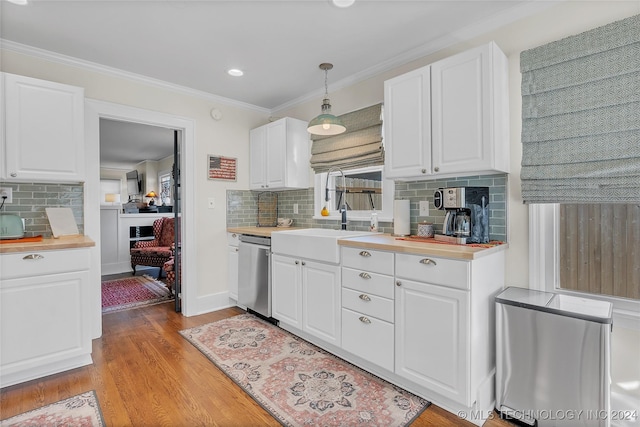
[1,0,549,167]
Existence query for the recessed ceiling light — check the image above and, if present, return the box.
[227,69,244,77]
[332,0,355,8]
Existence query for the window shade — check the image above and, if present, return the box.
[310,103,383,173]
[520,14,640,203]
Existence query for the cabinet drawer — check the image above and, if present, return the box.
[0,249,90,281]
[395,253,469,290]
[342,288,393,323]
[342,308,394,371]
[341,267,394,299]
[342,247,394,275]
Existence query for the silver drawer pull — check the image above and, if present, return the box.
[23,254,44,260]
[359,294,371,302]
[419,258,437,265]
[359,316,371,324]
[359,251,371,257]
[358,272,371,279]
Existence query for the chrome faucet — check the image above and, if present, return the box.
[325,166,348,230]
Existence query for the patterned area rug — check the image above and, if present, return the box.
[0,390,105,427]
[180,314,430,427]
[101,275,172,313]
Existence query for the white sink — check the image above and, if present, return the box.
[272,228,377,264]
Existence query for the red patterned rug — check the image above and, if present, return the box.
[0,390,105,426]
[101,275,172,314]
[180,314,430,427]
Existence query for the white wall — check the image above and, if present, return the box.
[0,48,270,301]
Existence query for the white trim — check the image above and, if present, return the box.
[85,99,198,334]
[4,39,269,114]
[529,203,640,330]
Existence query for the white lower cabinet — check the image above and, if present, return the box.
[395,278,469,404]
[272,254,340,346]
[0,248,93,387]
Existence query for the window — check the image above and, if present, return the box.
[530,203,640,328]
[159,171,172,206]
[314,165,394,222]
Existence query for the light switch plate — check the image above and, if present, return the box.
[293,203,299,214]
[419,200,429,216]
[208,198,215,209]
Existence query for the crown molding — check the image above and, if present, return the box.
[272,1,557,114]
[0,39,270,114]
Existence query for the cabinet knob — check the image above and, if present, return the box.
[234,248,238,252]
[10,172,17,177]
[359,294,371,302]
[23,254,44,260]
[421,169,426,174]
[396,280,402,287]
[231,233,237,238]
[265,185,269,188]
[358,251,371,257]
[261,185,265,188]
[295,260,299,265]
[358,316,371,324]
[434,166,440,172]
[358,272,371,279]
[301,261,306,266]
[419,258,437,265]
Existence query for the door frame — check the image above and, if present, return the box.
[85,99,196,338]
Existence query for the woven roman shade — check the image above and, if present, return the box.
[310,103,383,173]
[520,14,640,203]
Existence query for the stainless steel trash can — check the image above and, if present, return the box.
[495,287,613,426]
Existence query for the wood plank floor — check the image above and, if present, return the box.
[0,302,514,426]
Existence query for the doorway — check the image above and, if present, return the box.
[85,100,196,338]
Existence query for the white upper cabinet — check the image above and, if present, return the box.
[383,66,431,179]
[2,73,85,183]
[384,42,509,181]
[249,117,310,191]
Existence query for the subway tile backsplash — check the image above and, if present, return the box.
[0,182,84,237]
[227,173,508,242]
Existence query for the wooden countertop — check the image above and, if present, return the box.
[0,235,95,254]
[227,226,308,238]
[338,234,507,260]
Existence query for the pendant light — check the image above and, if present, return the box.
[307,63,346,136]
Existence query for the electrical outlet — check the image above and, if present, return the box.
[419,200,429,216]
[0,187,12,204]
[207,197,215,209]
[293,203,299,214]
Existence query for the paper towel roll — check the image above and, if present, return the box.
[393,199,410,236]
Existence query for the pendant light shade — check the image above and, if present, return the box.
[308,63,346,136]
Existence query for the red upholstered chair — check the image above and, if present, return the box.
[130,217,175,279]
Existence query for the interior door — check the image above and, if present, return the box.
[173,130,182,312]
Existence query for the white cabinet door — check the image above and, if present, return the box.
[265,119,286,189]
[227,245,239,301]
[249,126,267,190]
[383,66,431,179]
[431,42,509,176]
[302,260,341,346]
[395,278,470,406]
[3,73,85,182]
[271,254,302,329]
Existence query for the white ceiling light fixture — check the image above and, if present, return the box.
[332,0,355,8]
[227,68,244,77]
[307,63,346,136]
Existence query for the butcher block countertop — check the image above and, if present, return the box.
[338,233,507,261]
[0,235,95,254]
[227,226,308,238]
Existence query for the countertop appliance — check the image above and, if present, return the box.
[495,287,612,426]
[0,214,25,239]
[238,234,272,319]
[433,187,489,244]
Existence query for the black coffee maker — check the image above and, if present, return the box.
[433,187,489,244]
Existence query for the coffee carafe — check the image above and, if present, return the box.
[443,208,472,237]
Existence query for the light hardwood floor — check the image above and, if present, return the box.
[0,302,514,426]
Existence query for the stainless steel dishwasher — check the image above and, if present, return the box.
[238,234,271,318]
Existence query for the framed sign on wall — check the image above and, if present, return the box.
[208,155,237,181]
